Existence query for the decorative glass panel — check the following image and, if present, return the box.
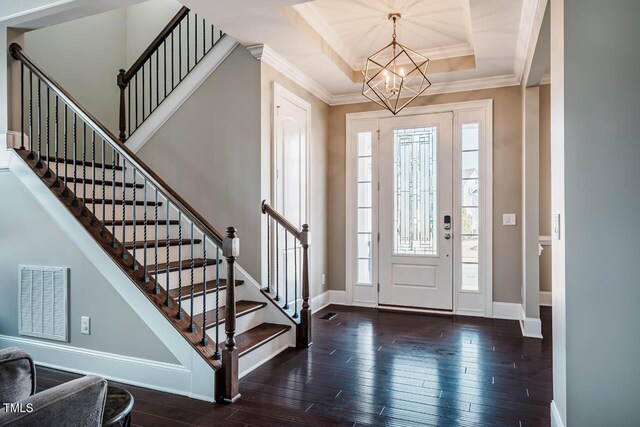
[357,131,373,284]
[393,127,437,255]
[461,122,480,291]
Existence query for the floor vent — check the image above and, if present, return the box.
[319,312,338,320]
[18,265,69,342]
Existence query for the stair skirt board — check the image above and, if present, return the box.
[8,150,298,396]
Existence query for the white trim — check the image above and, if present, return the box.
[344,100,493,316]
[550,400,565,427]
[520,306,543,338]
[310,291,331,312]
[0,334,213,401]
[329,290,346,305]
[249,44,333,105]
[516,0,548,85]
[0,0,73,24]
[492,302,523,320]
[540,291,552,306]
[539,235,552,246]
[126,36,238,153]
[540,73,551,85]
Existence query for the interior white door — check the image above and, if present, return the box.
[378,113,454,310]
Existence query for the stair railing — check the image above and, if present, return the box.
[117,6,224,141]
[261,201,311,348]
[10,43,239,402]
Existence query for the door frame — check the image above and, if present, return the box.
[345,99,493,317]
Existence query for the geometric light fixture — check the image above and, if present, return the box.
[361,13,431,115]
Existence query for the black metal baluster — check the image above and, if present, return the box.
[171,30,175,90]
[189,222,195,332]
[284,232,289,310]
[214,245,220,359]
[187,13,190,72]
[121,158,127,259]
[202,17,205,58]
[153,188,159,294]
[101,139,106,236]
[90,131,96,223]
[111,147,117,247]
[294,239,298,318]
[178,22,182,81]
[211,25,214,49]
[267,216,271,293]
[163,39,167,99]
[44,87,50,177]
[148,61,152,116]
[72,114,77,205]
[201,238,207,345]
[177,211,183,319]
[20,63,24,150]
[28,71,33,157]
[36,80,42,168]
[156,50,159,110]
[53,97,59,186]
[135,74,139,130]
[142,62,145,120]
[194,13,198,64]
[165,201,171,307]
[128,84,131,139]
[131,168,137,269]
[62,105,68,196]
[275,223,280,301]
[143,177,149,282]
[81,123,87,216]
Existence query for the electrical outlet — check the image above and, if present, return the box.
[503,213,517,226]
[321,274,326,286]
[81,316,91,335]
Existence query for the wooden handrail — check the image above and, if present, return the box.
[261,200,301,240]
[121,6,189,84]
[10,43,224,248]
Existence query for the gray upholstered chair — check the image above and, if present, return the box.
[0,347,107,427]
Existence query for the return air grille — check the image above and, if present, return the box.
[18,265,69,342]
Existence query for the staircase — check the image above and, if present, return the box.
[6,5,310,403]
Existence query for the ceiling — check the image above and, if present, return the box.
[179,0,546,104]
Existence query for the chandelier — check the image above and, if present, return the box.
[361,13,431,115]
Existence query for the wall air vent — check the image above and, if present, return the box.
[18,265,69,342]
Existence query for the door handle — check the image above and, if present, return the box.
[444,233,452,240]
[444,215,451,230]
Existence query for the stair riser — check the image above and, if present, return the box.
[238,330,293,378]
[48,163,126,181]
[62,183,146,200]
[186,288,230,316]
[91,205,161,221]
[207,307,267,342]
[153,265,226,290]
[109,224,176,241]
[128,244,203,265]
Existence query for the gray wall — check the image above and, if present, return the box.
[138,46,263,279]
[561,0,640,424]
[328,86,524,303]
[0,171,177,363]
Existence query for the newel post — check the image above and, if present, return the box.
[297,224,312,348]
[220,227,241,403]
[117,69,127,143]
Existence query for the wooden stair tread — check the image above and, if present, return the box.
[65,176,144,188]
[193,300,266,329]
[148,258,220,274]
[227,323,292,357]
[104,219,179,226]
[169,278,244,299]
[82,198,161,206]
[125,238,201,249]
[43,155,123,170]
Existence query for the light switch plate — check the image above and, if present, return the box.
[81,316,91,335]
[503,213,517,226]
[552,214,561,240]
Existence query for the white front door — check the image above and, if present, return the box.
[378,113,454,310]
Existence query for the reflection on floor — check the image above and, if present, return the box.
[37,305,553,426]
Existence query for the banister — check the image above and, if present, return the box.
[121,6,189,84]
[261,200,301,240]
[10,43,224,248]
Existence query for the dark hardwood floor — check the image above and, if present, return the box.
[37,305,552,426]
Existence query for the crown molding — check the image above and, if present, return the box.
[329,74,519,106]
[247,44,333,105]
[516,0,548,84]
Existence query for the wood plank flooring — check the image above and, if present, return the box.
[36,305,552,426]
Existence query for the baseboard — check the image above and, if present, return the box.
[310,291,331,312]
[125,36,238,153]
[520,306,543,338]
[0,334,213,401]
[550,400,565,427]
[540,291,552,306]
[329,290,347,305]
[492,302,522,320]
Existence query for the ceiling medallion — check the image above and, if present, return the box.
[361,13,431,115]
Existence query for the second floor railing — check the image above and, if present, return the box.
[117,6,224,141]
[261,201,311,348]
